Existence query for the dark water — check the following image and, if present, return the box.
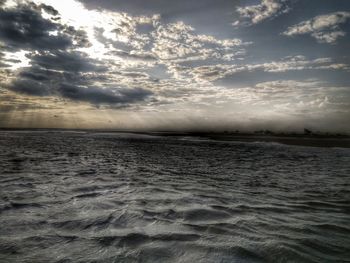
[0,131,350,263]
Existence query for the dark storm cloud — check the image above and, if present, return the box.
[60,25,91,48]
[7,78,52,96]
[0,52,9,68]
[18,68,50,82]
[5,66,65,96]
[0,62,10,68]
[0,1,91,52]
[5,48,153,105]
[59,84,152,105]
[5,51,100,94]
[0,50,25,69]
[0,2,72,51]
[28,50,106,73]
[0,1,153,107]
[0,0,125,106]
[5,48,107,82]
[6,64,153,105]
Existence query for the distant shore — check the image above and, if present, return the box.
[203,134,350,148]
[139,131,349,148]
[1,128,350,148]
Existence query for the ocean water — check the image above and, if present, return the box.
[0,131,349,263]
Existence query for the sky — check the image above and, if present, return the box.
[0,0,349,132]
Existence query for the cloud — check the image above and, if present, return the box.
[255,55,349,72]
[0,0,251,108]
[0,1,154,106]
[0,51,10,68]
[226,79,350,117]
[28,50,106,73]
[58,84,152,105]
[6,78,52,96]
[283,12,350,43]
[179,55,349,83]
[0,88,67,115]
[0,2,73,51]
[1,0,349,126]
[5,62,153,105]
[151,21,246,62]
[1,25,152,105]
[38,3,59,16]
[234,0,290,26]
[110,50,157,63]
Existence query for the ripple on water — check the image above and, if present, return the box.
[0,131,349,262]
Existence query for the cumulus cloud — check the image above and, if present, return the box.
[151,21,246,62]
[283,12,350,43]
[234,0,290,26]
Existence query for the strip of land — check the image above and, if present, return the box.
[1,128,349,148]
[143,131,350,148]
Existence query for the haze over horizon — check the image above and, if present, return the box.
[0,0,349,132]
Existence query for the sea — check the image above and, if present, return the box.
[0,131,349,263]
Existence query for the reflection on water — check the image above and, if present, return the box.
[0,131,349,262]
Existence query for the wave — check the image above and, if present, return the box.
[0,131,349,262]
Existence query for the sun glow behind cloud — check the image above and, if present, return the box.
[35,0,125,59]
[3,50,31,70]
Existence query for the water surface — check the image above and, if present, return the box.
[0,131,349,262]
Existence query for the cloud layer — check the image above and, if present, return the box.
[0,0,349,132]
[0,0,250,107]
